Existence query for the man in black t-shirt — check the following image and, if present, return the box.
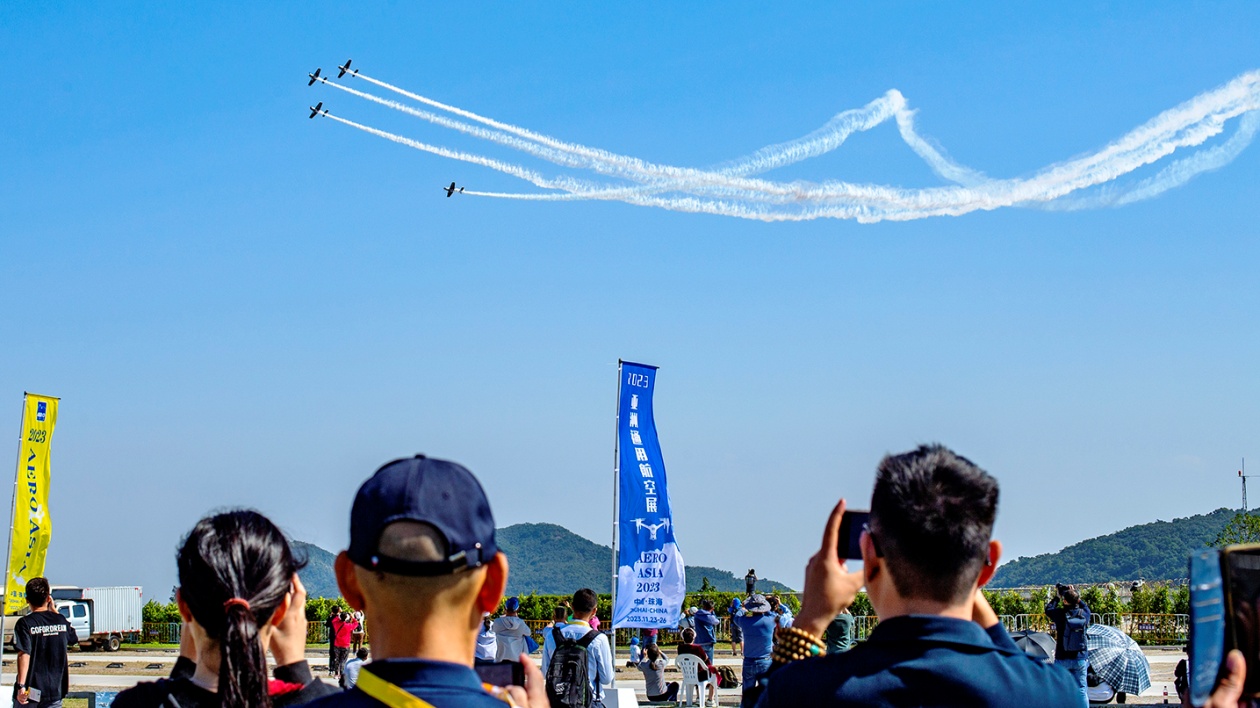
[13,577,77,708]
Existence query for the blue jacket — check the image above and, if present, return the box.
[693,609,720,645]
[755,615,1080,708]
[733,612,777,659]
[1045,599,1091,660]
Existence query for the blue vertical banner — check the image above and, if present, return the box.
[613,361,686,628]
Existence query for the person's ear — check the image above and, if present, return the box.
[175,588,194,624]
[476,553,509,615]
[976,540,1002,588]
[860,531,881,586]
[269,586,292,627]
[335,552,368,613]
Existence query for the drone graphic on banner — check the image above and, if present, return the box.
[613,361,686,628]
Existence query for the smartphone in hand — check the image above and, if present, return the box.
[474,660,525,687]
[836,509,869,561]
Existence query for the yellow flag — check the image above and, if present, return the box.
[6,394,57,614]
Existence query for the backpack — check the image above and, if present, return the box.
[545,627,600,708]
[1062,608,1088,652]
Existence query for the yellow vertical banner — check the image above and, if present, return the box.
[5,394,57,614]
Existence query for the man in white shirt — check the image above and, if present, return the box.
[492,597,533,663]
[340,648,369,690]
[541,589,613,707]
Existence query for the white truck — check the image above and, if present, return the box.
[3,586,143,652]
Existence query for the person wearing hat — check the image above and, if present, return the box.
[732,594,776,706]
[492,596,532,663]
[728,598,745,656]
[678,606,697,633]
[305,455,549,708]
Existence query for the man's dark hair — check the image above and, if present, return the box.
[700,599,713,611]
[572,588,598,615]
[356,647,369,660]
[681,627,696,643]
[25,577,50,608]
[869,444,999,605]
[553,605,569,622]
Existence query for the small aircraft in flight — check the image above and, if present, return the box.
[444,182,464,197]
[307,68,322,86]
[338,59,358,79]
[309,102,328,119]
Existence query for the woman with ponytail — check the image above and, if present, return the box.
[115,510,339,708]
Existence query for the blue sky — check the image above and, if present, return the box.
[2,2,1258,599]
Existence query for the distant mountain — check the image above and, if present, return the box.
[497,523,794,595]
[293,541,340,599]
[293,523,792,598]
[990,507,1237,587]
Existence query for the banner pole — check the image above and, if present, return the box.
[611,361,623,669]
[1,395,28,692]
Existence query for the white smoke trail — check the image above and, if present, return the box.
[353,70,977,187]
[315,68,1260,222]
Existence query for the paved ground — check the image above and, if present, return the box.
[1,646,1189,705]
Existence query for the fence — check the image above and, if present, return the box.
[144,612,1188,647]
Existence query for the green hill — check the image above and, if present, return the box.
[294,523,792,598]
[497,523,793,595]
[990,507,1237,586]
[293,541,340,599]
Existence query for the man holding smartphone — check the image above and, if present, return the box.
[12,577,77,708]
[752,444,1079,707]
[1045,584,1091,707]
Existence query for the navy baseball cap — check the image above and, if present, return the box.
[349,455,498,576]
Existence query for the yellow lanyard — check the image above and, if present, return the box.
[356,666,515,708]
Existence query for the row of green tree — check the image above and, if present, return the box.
[143,581,1188,626]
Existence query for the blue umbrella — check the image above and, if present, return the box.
[1086,624,1151,695]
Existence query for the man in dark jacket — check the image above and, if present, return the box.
[693,600,720,662]
[754,444,1079,708]
[1045,584,1091,707]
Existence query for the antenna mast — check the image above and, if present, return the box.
[1241,458,1253,513]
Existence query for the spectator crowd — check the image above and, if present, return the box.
[15,447,1240,708]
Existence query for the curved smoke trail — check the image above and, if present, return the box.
[313,68,1260,222]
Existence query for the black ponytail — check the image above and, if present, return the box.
[177,510,303,708]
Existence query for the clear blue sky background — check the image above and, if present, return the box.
[2,2,1258,600]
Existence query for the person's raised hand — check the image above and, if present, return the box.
[971,588,1000,630]
[1185,649,1246,707]
[506,653,550,708]
[795,498,865,639]
[268,574,309,667]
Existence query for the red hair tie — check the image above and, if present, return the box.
[224,598,251,612]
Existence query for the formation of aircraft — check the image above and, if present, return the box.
[309,60,465,199]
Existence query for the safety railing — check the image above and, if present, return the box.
[141,622,182,644]
[1119,613,1187,645]
[853,615,880,641]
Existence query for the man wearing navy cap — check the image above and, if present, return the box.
[305,455,549,708]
